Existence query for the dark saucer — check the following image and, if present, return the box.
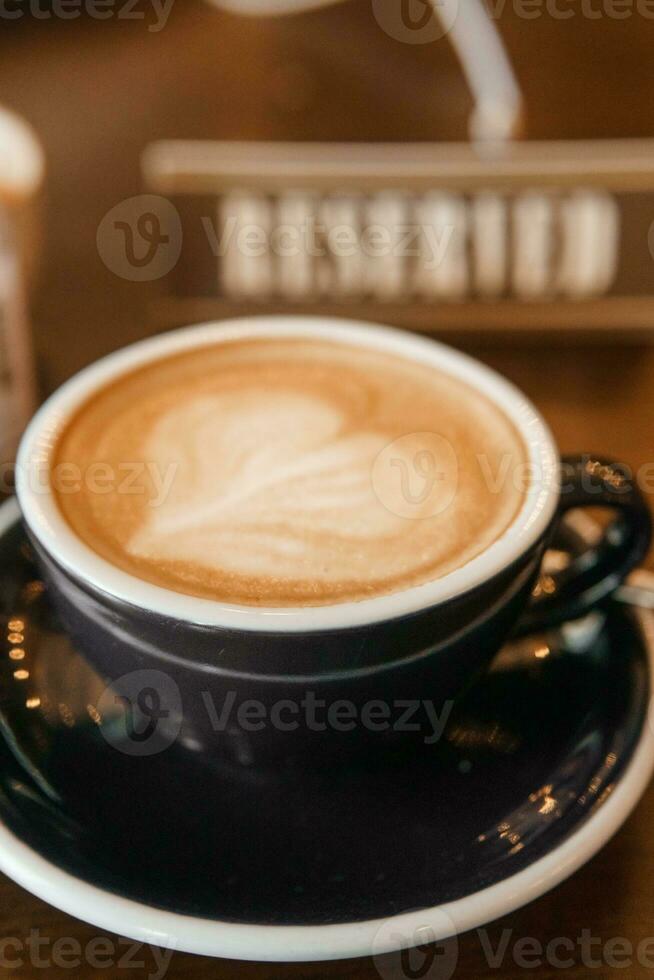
[0,499,652,960]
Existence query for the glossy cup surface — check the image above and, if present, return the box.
[17,318,561,765]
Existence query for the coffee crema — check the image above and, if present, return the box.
[51,337,528,606]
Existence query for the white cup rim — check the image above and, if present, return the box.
[16,316,560,633]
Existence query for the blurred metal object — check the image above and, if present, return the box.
[615,570,654,609]
[145,0,654,338]
[143,138,654,336]
[432,0,523,146]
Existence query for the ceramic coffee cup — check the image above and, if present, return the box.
[15,318,653,767]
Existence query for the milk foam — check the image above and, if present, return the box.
[52,338,528,606]
[128,390,412,582]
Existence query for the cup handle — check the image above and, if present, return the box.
[515,454,652,636]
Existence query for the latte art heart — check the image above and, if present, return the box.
[128,391,402,574]
[51,338,528,606]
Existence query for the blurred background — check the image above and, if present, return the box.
[1,0,654,384]
[0,2,652,458]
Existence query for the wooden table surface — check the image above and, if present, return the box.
[2,3,654,975]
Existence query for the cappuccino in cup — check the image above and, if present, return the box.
[50,334,527,607]
[20,318,650,769]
